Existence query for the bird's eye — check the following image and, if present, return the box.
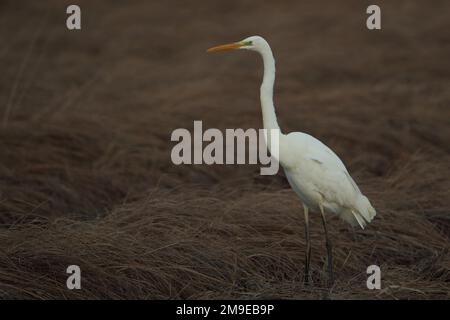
[243,41,253,46]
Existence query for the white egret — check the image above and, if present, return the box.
[207,36,376,285]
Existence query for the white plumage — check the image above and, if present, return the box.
[281,131,376,229]
[208,35,376,285]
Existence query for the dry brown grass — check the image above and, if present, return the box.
[0,0,449,299]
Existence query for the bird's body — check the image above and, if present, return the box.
[280,131,376,229]
[208,35,376,285]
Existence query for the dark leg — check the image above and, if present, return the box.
[319,204,334,287]
[303,204,311,285]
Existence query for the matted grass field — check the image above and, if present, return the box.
[0,0,449,299]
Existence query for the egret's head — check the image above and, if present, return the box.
[207,36,268,53]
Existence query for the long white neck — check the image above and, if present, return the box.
[258,44,280,132]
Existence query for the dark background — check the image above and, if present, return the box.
[0,0,449,299]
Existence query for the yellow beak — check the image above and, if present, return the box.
[207,42,243,52]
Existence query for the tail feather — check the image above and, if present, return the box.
[351,210,367,229]
[354,195,376,229]
[341,195,376,229]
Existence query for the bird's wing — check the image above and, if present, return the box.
[286,132,361,202]
[298,133,347,170]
